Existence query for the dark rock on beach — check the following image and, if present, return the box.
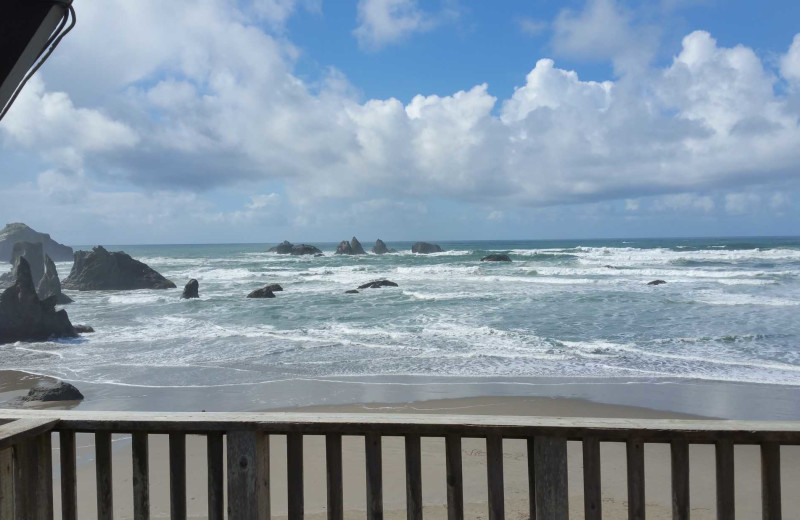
[345,289,359,294]
[21,380,84,402]
[647,280,667,286]
[0,257,76,344]
[268,241,322,256]
[63,246,176,290]
[481,254,511,262]
[412,242,442,254]
[0,223,73,263]
[74,324,94,333]
[247,286,276,298]
[181,279,199,299]
[358,280,399,289]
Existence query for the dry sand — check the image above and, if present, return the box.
[37,395,800,520]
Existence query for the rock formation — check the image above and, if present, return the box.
[647,280,667,286]
[21,381,84,402]
[357,280,399,289]
[0,223,73,263]
[345,289,359,294]
[63,246,176,290]
[481,254,512,262]
[182,279,199,299]
[0,257,76,344]
[247,286,276,298]
[412,242,443,254]
[336,237,367,255]
[268,241,323,256]
[350,237,366,255]
[73,325,94,333]
[0,241,72,303]
[372,239,397,255]
[265,284,283,292]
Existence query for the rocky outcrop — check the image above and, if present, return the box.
[336,237,366,255]
[265,284,283,292]
[181,279,199,299]
[63,246,176,290]
[647,280,667,286]
[0,242,72,303]
[20,381,84,402]
[268,241,323,256]
[268,240,294,254]
[0,258,76,344]
[481,254,511,262]
[0,223,73,263]
[247,286,276,298]
[372,239,397,255]
[345,289,359,294]
[73,325,94,333]
[350,237,366,255]
[358,280,399,289]
[412,242,443,254]
[41,254,72,303]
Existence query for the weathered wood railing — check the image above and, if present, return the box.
[0,410,798,519]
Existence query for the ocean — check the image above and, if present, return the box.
[4,236,800,416]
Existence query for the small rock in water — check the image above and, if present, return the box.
[357,280,399,289]
[647,280,667,286]
[314,253,325,257]
[265,284,283,292]
[481,254,511,262]
[181,279,199,299]
[345,289,359,294]
[247,287,276,298]
[74,324,94,333]
[411,242,442,254]
[22,381,84,402]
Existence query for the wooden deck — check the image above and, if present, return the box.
[0,409,797,519]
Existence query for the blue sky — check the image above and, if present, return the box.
[1,0,800,244]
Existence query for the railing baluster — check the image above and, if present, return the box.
[583,436,601,520]
[533,436,568,520]
[445,434,463,520]
[715,439,734,520]
[207,433,224,520]
[366,432,383,520]
[671,439,689,520]
[60,431,78,520]
[14,434,54,520]
[96,432,114,520]
[761,442,781,520]
[526,439,536,520]
[287,432,304,520]
[227,431,270,520]
[405,435,423,520]
[169,433,187,520]
[0,447,12,520]
[627,438,645,520]
[326,434,343,520]
[132,432,149,520]
[486,434,504,520]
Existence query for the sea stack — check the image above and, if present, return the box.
[63,246,176,290]
[0,223,73,262]
[335,237,367,255]
[181,279,199,299]
[0,242,73,303]
[412,242,443,254]
[268,241,322,256]
[481,254,512,262]
[372,239,388,254]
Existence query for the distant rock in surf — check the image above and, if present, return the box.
[314,253,325,257]
[265,284,283,292]
[647,280,667,286]
[357,280,399,289]
[181,279,199,299]
[0,241,72,303]
[412,242,442,254]
[350,237,366,255]
[268,241,322,256]
[345,289,359,294]
[0,257,76,344]
[74,324,94,333]
[21,380,84,402]
[336,237,366,255]
[372,239,397,255]
[481,254,511,262]
[247,286,276,298]
[0,222,73,263]
[63,246,176,290]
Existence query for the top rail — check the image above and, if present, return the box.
[1,409,800,443]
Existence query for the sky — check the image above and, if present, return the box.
[2,0,800,245]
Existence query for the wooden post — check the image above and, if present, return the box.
[583,437,601,520]
[486,434,504,520]
[287,432,303,520]
[715,439,734,520]
[526,439,536,520]
[14,434,54,520]
[671,439,689,520]
[132,432,149,520]
[627,438,645,520]
[96,432,114,520]
[169,433,187,520]
[445,434,463,520]
[405,435,423,520]
[326,434,343,520]
[0,448,12,520]
[365,433,383,520]
[60,431,78,520]
[533,436,568,520]
[207,433,224,520]
[761,442,781,520]
[227,431,270,520]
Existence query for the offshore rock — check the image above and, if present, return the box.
[350,237,366,255]
[247,286,276,298]
[481,254,512,262]
[647,280,667,286]
[1,242,72,303]
[412,242,442,254]
[372,239,390,255]
[357,280,399,289]
[265,284,283,292]
[0,258,76,344]
[335,240,352,255]
[63,246,176,290]
[0,223,73,263]
[268,241,322,256]
[73,324,94,333]
[345,289,359,294]
[181,279,199,299]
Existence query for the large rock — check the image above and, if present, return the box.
[0,223,73,263]
[62,246,176,290]
[0,258,76,344]
[21,381,84,402]
[268,240,294,254]
[481,254,512,262]
[181,279,199,299]
[0,242,72,303]
[268,241,322,256]
[357,280,399,289]
[247,286,276,298]
[372,239,392,255]
[336,237,366,255]
[350,237,366,255]
[412,242,443,254]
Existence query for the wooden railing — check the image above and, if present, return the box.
[1,409,799,519]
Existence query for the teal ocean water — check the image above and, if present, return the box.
[4,237,800,410]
